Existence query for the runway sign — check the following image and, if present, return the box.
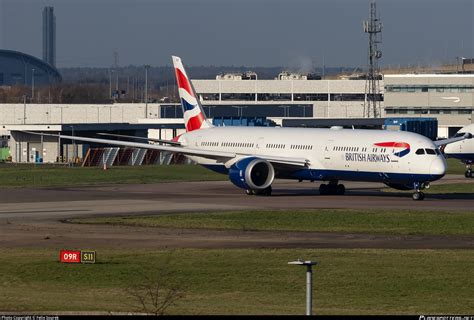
[81,251,96,264]
[59,250,96,264]
[59,250,81,263]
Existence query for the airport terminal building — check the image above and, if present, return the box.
[0,72,473,163]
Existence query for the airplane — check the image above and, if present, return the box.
[443,124,474,178]
[23,56,471,201]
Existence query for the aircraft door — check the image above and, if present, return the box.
[323,140,334,168]
[195,136,202,147]
[255,137,265,154]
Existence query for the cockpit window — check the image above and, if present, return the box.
[454,132,465,138]
[425,149,436,155]
[415,148,425,155]
[435,149,441,155]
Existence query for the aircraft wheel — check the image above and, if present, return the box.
[245,189,255,196]
[264,186,272,196]
[336,184,346,195]
[465,169,473,178]
[412,192,424,201]
[319,184,327,195]
[255,186,272,196]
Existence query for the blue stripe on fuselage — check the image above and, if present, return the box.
[201,164,443,184]
[290,169,443,184]
[448,153,474,162]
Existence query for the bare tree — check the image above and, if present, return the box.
[125,258,185,315]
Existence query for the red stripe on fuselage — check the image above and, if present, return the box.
[175,68,194,97]
[374,142,410,149]
[186,113,205,132]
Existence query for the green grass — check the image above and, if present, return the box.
[0,248,472,315]
[69,209,474,236]
[446,158,469,175]
[0,158,467,188]
[0,164,225,188]
[425,183,474,194]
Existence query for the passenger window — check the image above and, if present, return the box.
[425,149,436,155]
[415,149,425,155]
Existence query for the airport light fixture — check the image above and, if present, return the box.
[31,68,35,101]
[232,106,247,117]
[279,105,290,117]
[145,65,150,118]
[70,125,76,165]
[288,259,318,316]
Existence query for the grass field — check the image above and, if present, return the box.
[0,248,472,315]
[69,209,474,236]
[0,164,225,188]
[424,183,474,194]
[0,157,467,188]
[445,158,469,175]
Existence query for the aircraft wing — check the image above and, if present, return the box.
[21,131,309,167]
[96,133,181,146]
[434,132,473,147]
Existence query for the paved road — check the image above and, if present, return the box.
[0,176,472,249]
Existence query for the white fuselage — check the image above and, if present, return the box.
[444,124,474,163]
[178,126,446,184]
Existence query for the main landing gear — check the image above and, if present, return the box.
[465,164,473,178]
[319,181,345,195]
[246,186,272,196]
[412,182,429,201]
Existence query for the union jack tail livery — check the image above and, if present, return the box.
[172,56,212,132]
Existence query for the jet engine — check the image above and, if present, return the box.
[228,157,275,191]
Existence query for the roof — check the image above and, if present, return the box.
[0,49,62,81]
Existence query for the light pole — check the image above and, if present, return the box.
[145,65,150,118]
[279,105,290,117]
[205,106,216,118]
[109,69,113,99]
[23,95,27,124]
[232,106,247,117]
[70,125,76,165]
[288,259,318,316]
[31,68,35,102]
[54,106,67,124]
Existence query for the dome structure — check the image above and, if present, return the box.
[0,49,62,86]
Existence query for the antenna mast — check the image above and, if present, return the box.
[363,1,383,118]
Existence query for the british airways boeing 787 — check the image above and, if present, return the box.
[27,56,469,200]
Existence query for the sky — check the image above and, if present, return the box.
[0,0,472,68]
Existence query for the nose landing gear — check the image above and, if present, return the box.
[465,163,473,178]
[412,182,428,201]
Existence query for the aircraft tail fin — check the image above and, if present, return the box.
[172,56,212,132]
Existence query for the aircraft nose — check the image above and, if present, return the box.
[430,157,446,178]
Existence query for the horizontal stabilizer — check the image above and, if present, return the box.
[97,133,181,146]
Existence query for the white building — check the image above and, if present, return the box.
[1,73,473,163]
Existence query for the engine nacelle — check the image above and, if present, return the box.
[228,157,275,190]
